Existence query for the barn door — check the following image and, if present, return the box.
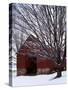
[27,56,37,75]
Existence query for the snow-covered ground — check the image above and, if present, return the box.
[12,71,66,87]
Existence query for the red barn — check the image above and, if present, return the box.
[17,35,66,76]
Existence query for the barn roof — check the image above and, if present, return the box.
[19,34,41,49]
[17,34,50,59]
[17,35,44,56]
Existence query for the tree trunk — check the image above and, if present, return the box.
[56,69,62,78]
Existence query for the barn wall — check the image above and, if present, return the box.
[37,58,56,69]
[17,49,30,76]
[36,58,56,74]
[17,54,28,68]
[17,48,66,76]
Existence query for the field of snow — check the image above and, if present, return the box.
[12,71,66,87]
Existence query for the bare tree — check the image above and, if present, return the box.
[9,4,66,77]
